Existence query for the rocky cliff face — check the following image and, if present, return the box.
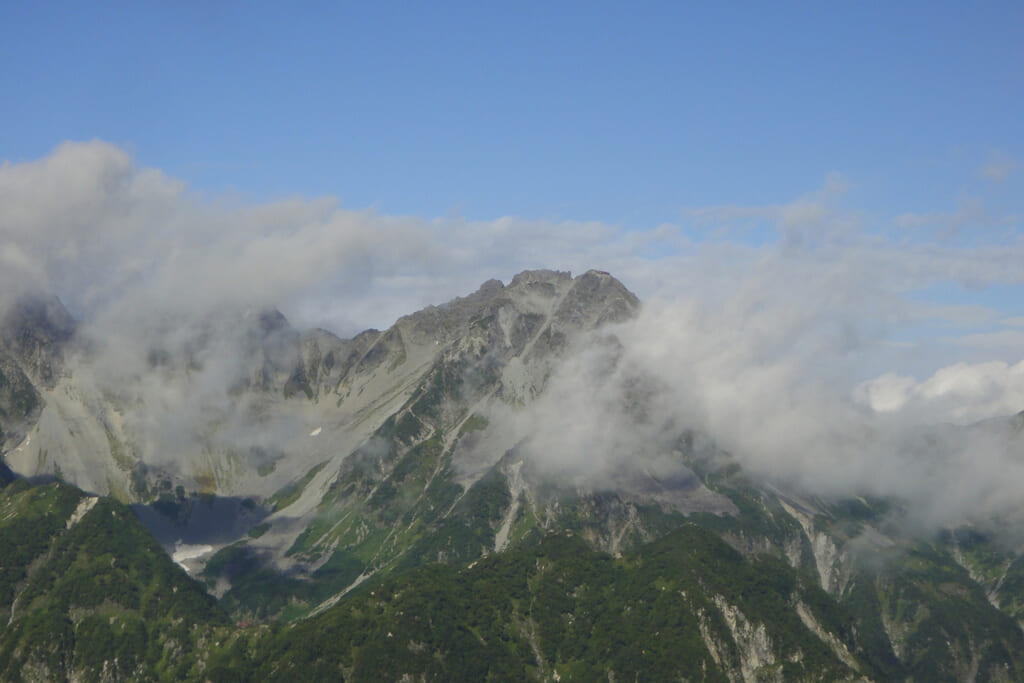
[0,295,75,388]
[0,270,651,555]
[0,295,76,452]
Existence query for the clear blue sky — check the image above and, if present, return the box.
[2,1,1021,225]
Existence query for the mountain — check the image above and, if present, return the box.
[4,471,1023,681]
[0,474,230,681]
[2,269,1024,681]
[0,270,654,582]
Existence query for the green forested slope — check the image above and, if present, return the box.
[0,478,229,682]
[3,470,1024,681]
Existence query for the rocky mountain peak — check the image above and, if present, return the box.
[507,268,572,289]
[474,268,638,321]
[255,308,291,337]
[556,268,640,326]
[0,295,76,344]
[388,269,637,353]
[475,278,505,297]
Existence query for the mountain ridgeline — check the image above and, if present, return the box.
[2,269,1024,681]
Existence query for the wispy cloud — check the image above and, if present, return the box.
[3,142,1024,531]
[980,150,1019,182]
[856,361,1024,422]
[891,196,1018,240]
[507,281,1024,533]
[4,143,1022,339]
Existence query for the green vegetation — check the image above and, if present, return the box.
[860,542,1024,682]
[458,412,489,435]
[266,460,327,512]
[247,522,271,538]
[251,527,871,681]
[4,470,1024,681]
[0,479,230,682]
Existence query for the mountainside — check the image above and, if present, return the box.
[1,270,657,585]
[3,472,1023,682]
[2,269,1024,681]
[0,475,230,681]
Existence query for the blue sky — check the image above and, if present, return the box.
[1,1,1023,398]
[7,1,1024,523]
[3,2,1020,224]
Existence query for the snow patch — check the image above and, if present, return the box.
[172,541,214,571]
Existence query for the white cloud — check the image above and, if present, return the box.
[508,288,1024,532]
[854,373,918,413]
[4,141,1024,531]
[857,361,1024,423]
[0,142,679,334]
[4,142,1022,337]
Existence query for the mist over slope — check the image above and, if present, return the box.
[3,144,1024,679]
[1,142,1023,543]
[515,297,1024,533]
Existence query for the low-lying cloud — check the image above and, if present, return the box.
[2,141,1024,531]
[508,258,1024,532]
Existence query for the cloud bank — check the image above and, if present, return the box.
[2,141,1024,530]
[3,142,1022,343]
[510,294,1024,531]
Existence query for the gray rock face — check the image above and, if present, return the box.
[0,356,40,447]
[0,295,75,387]
[0,295,76,447]
[0,269,639,496]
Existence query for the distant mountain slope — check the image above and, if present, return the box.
[4,470,1024,681]
[254,527,878,681]
[3,270,1024,681]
